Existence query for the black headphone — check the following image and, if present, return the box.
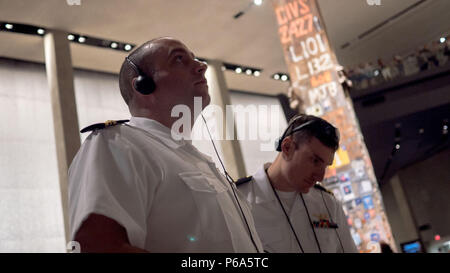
[125,56,156,95]
[275,117,315,152]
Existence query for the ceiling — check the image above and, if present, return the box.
[0,0,449,96]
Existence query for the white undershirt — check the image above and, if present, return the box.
[275,189,297,214]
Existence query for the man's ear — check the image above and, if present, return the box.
[281,136,296,161]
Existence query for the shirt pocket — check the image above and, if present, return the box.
[178,171,228,193]
[178,171,230,243]
[315,227,339,252]
[257,226,285,253]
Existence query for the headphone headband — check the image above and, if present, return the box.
[275,118,315,152]
[126,56,144,75]
[125,56,156,95]
[275,115,340,152]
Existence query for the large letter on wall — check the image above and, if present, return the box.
[272,0,396,252]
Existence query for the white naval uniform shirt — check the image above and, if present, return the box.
[237,164,358,253]
[68,117,263,253]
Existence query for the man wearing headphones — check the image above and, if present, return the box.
[68,37,263,252]
[237,114,358,253]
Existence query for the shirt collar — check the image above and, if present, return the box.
[252,162,278,204]
[128,117,192,149]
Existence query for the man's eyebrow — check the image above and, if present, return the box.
[168,48,195,59]
[313,152,325,163]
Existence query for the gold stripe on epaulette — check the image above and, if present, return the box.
[105,120,117,127]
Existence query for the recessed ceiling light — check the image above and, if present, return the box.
[253,71,260,77]
[245,69,252,75]
[111,42,118,49]
[274,74,280,80]
[254,0,263,6]
[78,36,86,43]
[37,28,45,35]
[5,24,13,30]
[124,44,132,51]
[281,75,288,81]
[67,34,75,41]
[235,67,242,74]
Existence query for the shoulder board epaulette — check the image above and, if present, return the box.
[235,176,253,187]
[314,182,334,197]
[80,119,130,133]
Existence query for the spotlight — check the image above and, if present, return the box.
[235,67,242,74]
[5,24,13,30]
[110,42,118,49]
[374,70,380,76]
[395,144,400,150]
[281,75,288,81]
[67,34,75,41]
[254,0,263,6]
[440,37,446,43]
[124,44,132,51]
[37,28,45,35]
[274,74,280,80]
[245,69,252,75]
[78,36,86,43]
[253,70,260,77]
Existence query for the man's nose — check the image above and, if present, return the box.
[195,59,207,74]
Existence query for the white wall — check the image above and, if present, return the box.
[0,58,65,252]
[73,69,130,142]
[230,91,287,175]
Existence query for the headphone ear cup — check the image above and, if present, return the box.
[134,75,156,95]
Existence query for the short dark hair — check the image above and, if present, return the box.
[284,114,340,151]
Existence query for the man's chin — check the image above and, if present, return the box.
[201,93,211,108]
[299,186,312,194]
